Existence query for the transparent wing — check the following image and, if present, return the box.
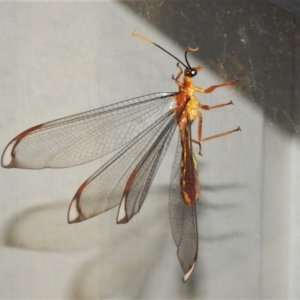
[68,109,178,223]
[2,93,175,169]
[169,127,199,282]
[117,110,177,223]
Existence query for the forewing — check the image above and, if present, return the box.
[169,128,198,282]
[2,93,174,169]
[117,111,177,223]
[68,109,176,223]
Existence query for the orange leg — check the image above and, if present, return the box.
[172,63,184,87]
[197,111,203,141]
[192,110,241,155]
[201,126,241,142]
[201,100,233,110]
[196,79,239,93]
[191,112,203,155]
[197,100,234,141]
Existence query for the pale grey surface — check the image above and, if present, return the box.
[0,1,299,299]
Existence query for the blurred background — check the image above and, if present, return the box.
[0,1,299,298]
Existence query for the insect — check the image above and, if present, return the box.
[1,32,240,282]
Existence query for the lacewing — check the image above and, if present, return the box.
[1,33,240,282]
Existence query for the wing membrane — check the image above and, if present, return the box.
[68,109,177,223]
[117,111,177,223]
[169,127,198,282]
[2,93,174,169]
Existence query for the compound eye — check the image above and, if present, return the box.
[190,69,197,77]
[185,68,197,77]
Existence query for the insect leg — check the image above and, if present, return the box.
[200,100,233,110]
[201,126,241,142]
[198,79,239,93]
[192,111,240,155]
[191,112,203,155]
[172,63,184,86]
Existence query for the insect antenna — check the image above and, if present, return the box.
[132,32,188,68]
[184,46,199,69]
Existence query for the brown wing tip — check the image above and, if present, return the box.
[1,138,18,168]
[68,197,83,223]
[68,197,83,224]
[2,123,44,168]
[68,179,89,224]
[116,194,128,224]
[182,261,197,283]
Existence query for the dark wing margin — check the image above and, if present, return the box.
[68,109,177,223]
[1,93,175,169]
[169,126,198,282]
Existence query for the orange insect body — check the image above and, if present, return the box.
[174,68,202,206]
[171,50,240,208]
[179,129,200,206]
